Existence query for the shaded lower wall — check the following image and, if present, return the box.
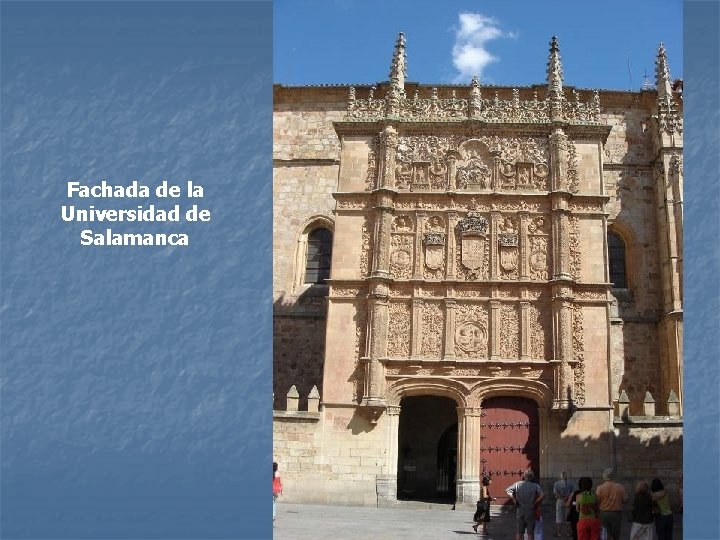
[273,407,682,507]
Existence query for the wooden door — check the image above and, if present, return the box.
[479,397,539,505]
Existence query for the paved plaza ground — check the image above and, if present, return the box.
[274,502,683,540]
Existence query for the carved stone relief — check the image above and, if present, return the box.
[360,215,372,277]
[572,305,585,405]
[365,136,379,191]
[420,302,444,357]
[528,215,551,281]
[393,214,413,232]
[499,304,520,359]
[389,135,550,193]
[529,304,549,360]
[454,303,489,358]
[387,301,411,358]
[390,234,414,279]
[568,216,582,280]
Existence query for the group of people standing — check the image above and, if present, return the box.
[474,468,676,540]
[555,468,675,540]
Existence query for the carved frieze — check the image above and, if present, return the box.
[390,283,414,297]
[332,286,362,298]
[347,85,601,124]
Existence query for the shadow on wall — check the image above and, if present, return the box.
[273,286,328,411]
[272,396,683,510]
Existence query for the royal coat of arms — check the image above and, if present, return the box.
[457,212,488,272]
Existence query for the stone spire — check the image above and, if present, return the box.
[546,36,563,95]
[654,43,682,135]
[546,36,564,121]
[655,43,674,100]
[389,32,407,91]
[385,32,407,116]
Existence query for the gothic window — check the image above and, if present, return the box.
[608,232,627,288]
[304,227,332,284]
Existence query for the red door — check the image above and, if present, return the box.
[479,397,539,506]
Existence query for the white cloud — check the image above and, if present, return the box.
[452,13,515,83]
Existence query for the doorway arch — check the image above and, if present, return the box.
[397,395,458,502]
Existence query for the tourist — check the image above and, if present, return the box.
[553,471,575,537]
[272,462,283,523]
[506,469,545,540]
[566,485,582,540]
[595,468,627,540]
[472,475,495,535]
[629,480,655,540]
[574,476,601,540]
[650,478,674,540]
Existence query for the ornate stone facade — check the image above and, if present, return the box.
[273,35,683,507]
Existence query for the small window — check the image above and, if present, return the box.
[305,228,332,284]
[608,232,627,288]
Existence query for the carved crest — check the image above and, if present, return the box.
[424,233,445,270]
[500,249,518,272]
[457,212,488,272]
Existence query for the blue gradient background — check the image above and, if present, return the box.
[1,1,272,538]
[684,2,720,539]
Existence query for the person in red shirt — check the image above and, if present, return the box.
[273,462,283,523]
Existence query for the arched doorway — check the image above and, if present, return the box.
[397,395,457,502]
[480,396,540,505]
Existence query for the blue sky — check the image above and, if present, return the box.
[274,0,683,90]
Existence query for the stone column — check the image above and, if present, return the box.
[490,150,502,191]
[552,198,572,281]
[446,212,459,279]
[377,405,401,506]
[446,154,458,191]
[363,282,389,407]
[443,299,456,359]
[549,128,569,192]
[456,406,483,504]
[489,299,501,361]
[410,297,423,358]
[520,300,531,361]
[413,212,426,279]
[377,125,398,190]
[371,192,394,279]
[552,284,573,409]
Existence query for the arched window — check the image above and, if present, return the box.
[608,232,627,288]
[304,228,332,284]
